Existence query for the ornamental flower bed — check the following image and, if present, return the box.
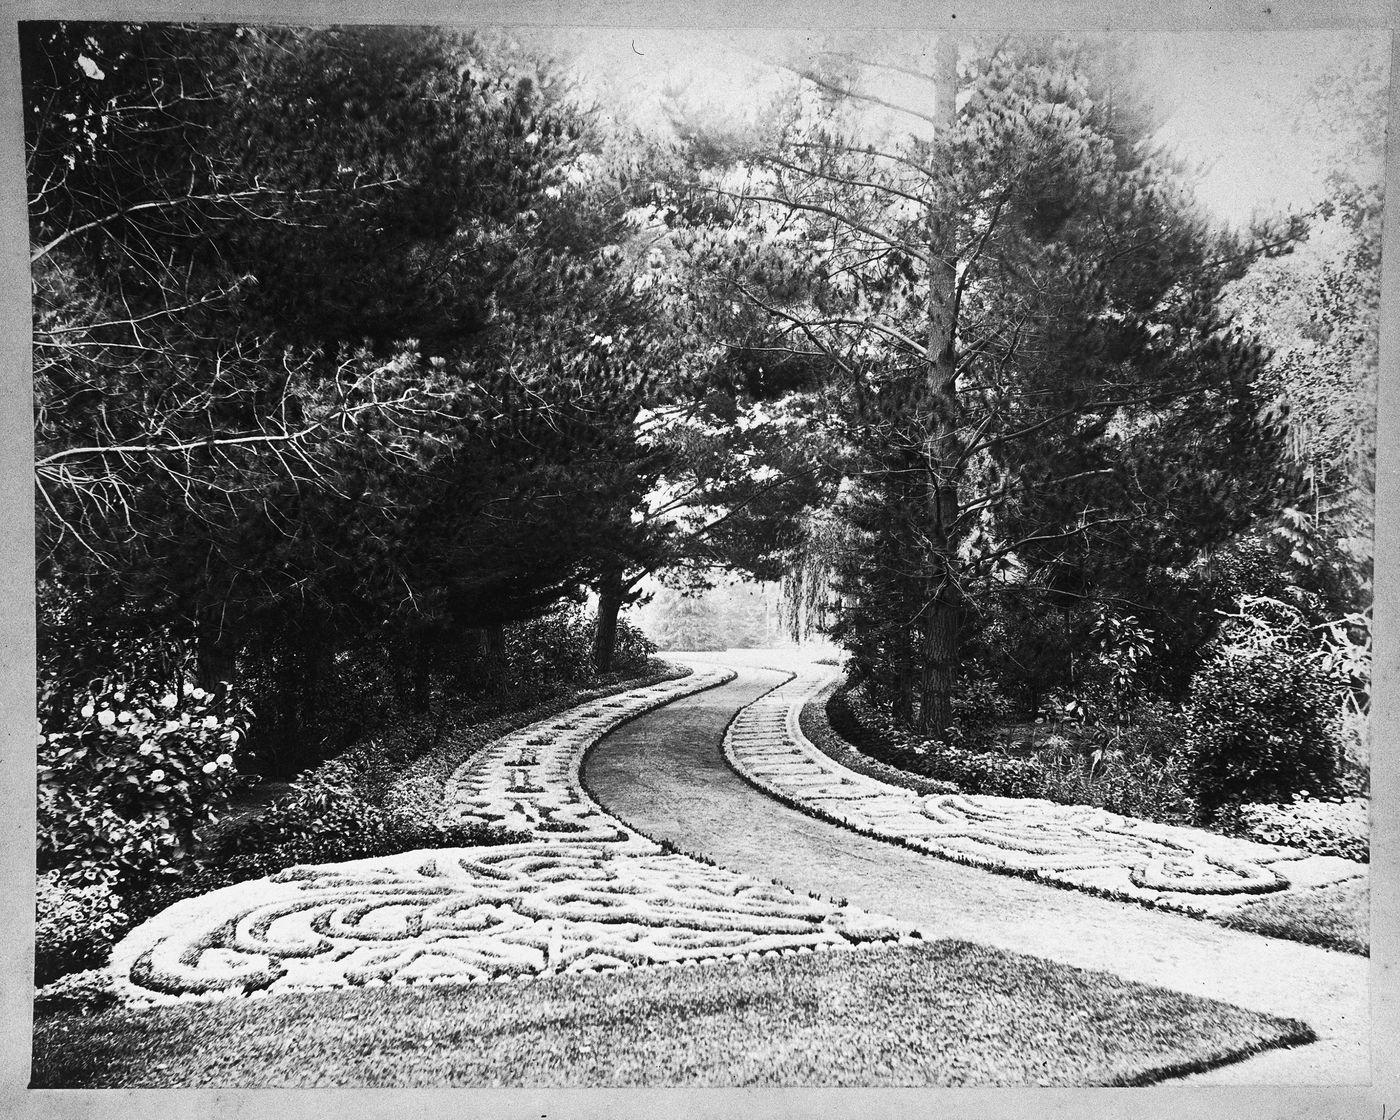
[723,665,1366,920]
[105,663,918,1007]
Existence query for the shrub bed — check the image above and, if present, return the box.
[825,683,1196,824]
[819,677,1371,863]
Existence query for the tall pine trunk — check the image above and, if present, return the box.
[917,34,962,737]
[592,575,626,674]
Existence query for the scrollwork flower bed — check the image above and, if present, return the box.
[723,664,1366,921]
[110,845,915,1005]
[106,662,918,1006]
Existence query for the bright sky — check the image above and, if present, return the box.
[1141,31,1389,228]
[544,27,1390,230]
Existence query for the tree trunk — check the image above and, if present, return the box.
[195,609,238,698]
[484,623,506,688]
[917,34,963,738]
[592,577,625,674]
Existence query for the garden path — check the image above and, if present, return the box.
[101,650,1369,1087]
[583,650,1369,1086]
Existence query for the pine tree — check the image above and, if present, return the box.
[670,33,1282,733]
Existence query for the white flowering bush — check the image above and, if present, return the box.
[38,678,246,887]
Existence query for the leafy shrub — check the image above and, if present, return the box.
[506,607,596,682]
[611,618,658,674]
[1184,628,1343,818]
[37,677,246,887]
[34,969,119,1017]
[951,677,1018,727]
[1217,797,1368,862]
[1085,610,1157,718]
[35,872,129,985]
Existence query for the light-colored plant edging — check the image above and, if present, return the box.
[723,664,1366,920]
[107,662,918,1007]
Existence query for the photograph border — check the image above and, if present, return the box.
[1,1,1395,1116]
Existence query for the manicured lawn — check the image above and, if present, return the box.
[1215,877,1369,955]
[33,940,1311,1087]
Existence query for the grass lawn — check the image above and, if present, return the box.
[1215,877,1369,955]
[33,940,1311,1088]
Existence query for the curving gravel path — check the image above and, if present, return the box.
[581,651,1368,1086]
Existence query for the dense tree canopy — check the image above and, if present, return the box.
[649,34,1290,731]
[27,22,700,766]
[28,22,1378,773]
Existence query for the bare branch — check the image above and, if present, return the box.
[706,185,932,266]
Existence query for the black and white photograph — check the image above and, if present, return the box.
[7,1,1396,1108]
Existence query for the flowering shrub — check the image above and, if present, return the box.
[38,678,246,887]
[1218,796,1369,862]
[34,871,129,985]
